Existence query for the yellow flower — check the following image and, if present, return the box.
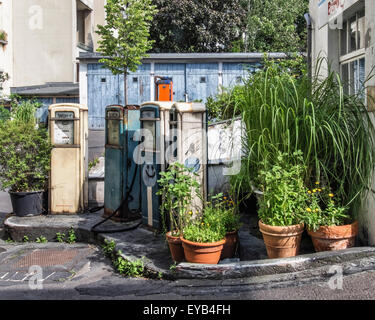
[318,188,322,192]
[306,208,312,212]
[315,181,320,185]
[307,190,312,194]
[329,193,334,198]
[313,189,317,193]
[315,209,319,212]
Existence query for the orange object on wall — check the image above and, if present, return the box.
[155,77,173,101]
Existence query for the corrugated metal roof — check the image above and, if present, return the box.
[11,82,79,96]
[78,52,291,63]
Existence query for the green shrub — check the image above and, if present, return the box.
[0,106,10,123]
[258,151,308,226]
[303,186,351,231]
[0,121,52,192]
[183,222,225,243]
[206,85,244,121]
[11,99,41,125]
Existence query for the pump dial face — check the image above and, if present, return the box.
[54,111,74,145]
[107,109,122,146]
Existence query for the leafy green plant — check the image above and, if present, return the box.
[102,239,116,257]
[5,238,14,243]
[67,228,76,244]
[157,162,201,237]
[11,100,41,125]
[182,194,229,243]
[35,236,48,243]
[258,151,308,226]
[206,85,245,121]
[183,222,226,243]
[114,252,145,277]
[56,232,66,243]
[23,236,29,243]
[0,106,10,123]
[88,157,100,171]
[303,185,350,231]
[0,121,52,192]
[201,193,242,234]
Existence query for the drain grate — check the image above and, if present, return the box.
[12,249,80,269]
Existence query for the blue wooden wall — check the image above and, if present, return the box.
[87,62,261,130]
[21,97,79,124]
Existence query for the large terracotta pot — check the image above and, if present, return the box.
[307,221,358,252]
[259,220,304,259]
[166,231,185,263]
[181,237,226,264]
[221,231,238,260]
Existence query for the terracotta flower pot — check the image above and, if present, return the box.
[166,231,185,263]
[307,221,358,252]
[181,237,226,264]
[221,231,238,259]
[259,220,304,259]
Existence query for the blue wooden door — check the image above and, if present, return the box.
[118,64,151,105]
[186,63,218,103]
[88,64,120,130]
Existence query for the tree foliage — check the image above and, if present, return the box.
[150,0,246,53]
[240,0,309,53]
[96,0,157,103]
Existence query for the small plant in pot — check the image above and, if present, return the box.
[303,185,356,252]
[207,193,241,259]
[157,162,201,263]
[181,207,226,265]
[257,151,308,259]
[0,120,52,216]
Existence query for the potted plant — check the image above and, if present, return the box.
[181,206,227,264]
[157,162,201,262]
[303,185,357,252]
[257,151,308,259]
[0,120,52,216]
[206,193,241,259]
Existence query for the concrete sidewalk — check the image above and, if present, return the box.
[4,211,375,282]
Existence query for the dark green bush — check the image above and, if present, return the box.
[0,121,52,192]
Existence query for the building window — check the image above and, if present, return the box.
[76,0,92,50]
[339,9,365,97]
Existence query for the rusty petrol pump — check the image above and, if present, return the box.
[169,102,208,212]
[139,101,174,228]
[139,101,208,229]
[103,105,141,222]
[48,103,88,214]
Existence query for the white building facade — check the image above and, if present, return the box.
[309,0,375,244]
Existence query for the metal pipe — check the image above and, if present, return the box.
[304,13,313,81]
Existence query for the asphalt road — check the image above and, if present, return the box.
[0,240,374,301]
[1,190,375,302]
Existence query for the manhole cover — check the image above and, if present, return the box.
[12,249,80,269]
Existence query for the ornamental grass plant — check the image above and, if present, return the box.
[230,58,375,219]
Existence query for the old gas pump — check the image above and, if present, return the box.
[139,101,174,228]
[104,105,141,222]
[170,102,208,211]
[155,77,173,101]
[48,103,88,214]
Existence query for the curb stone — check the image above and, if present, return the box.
[4,213,375,280]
